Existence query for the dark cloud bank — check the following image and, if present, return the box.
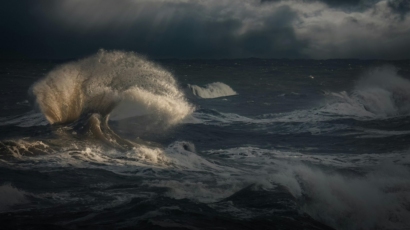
[1,0,409,59]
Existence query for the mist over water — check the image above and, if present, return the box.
[1,55,410,230]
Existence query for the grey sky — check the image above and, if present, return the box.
[1,0,409,59]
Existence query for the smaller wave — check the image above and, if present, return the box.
[0,184,28,211]
[323,66,410,118]
[165,141,228,171]
[355,128,410,138]
[279,163,410,230]
[206,147,410,230]
[0,139,53,158]
[188,82,237,99]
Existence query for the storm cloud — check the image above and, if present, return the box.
[1,0,409,59]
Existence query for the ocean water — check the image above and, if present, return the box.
[1,51,410,230]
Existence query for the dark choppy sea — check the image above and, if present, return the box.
[1,52,410,230]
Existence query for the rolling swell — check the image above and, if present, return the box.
[28,50,194,150]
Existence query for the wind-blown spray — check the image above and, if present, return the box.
[30,50,194,149]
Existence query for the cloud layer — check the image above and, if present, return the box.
[1,0,409,59]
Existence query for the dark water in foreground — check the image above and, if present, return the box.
[1,54,410,230]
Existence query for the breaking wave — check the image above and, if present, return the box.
[274,162,410,230]
[28,50,194,150]
[0,184,28,211]
[188,82,237,98]
[208,147,410,230]
[31,50,193,125]
[324,66,410,118]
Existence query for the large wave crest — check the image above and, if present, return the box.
[31,50,194,125]
[28,50,194,150]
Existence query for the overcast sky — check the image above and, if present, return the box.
[1,0,409,59]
